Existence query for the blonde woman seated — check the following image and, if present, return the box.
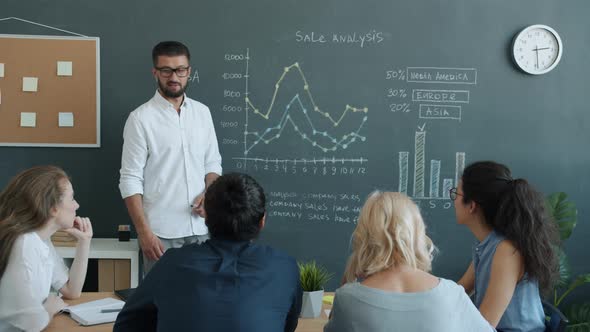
[324,192,494,332]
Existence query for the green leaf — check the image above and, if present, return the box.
[298,261,334,292]
[569,274,590,292]
[556,248,572,290]
[546,192,578,241]
[565,302,590,332]
[557,274,590,306]
[567,323,590,332]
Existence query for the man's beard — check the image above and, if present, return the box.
[158,79,187,98]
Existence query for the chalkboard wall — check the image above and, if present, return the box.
[1,0,589,296]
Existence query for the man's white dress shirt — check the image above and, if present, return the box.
[119,91,222,238]
[0,232,69,332]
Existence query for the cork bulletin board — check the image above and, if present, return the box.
[0,34,100,147]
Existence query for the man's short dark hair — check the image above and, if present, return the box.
[152,41,191,66]
[204,173,266,241]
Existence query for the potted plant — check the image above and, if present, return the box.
[546,192,590,331]
[298,261,333,318]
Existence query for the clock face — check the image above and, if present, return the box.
[512,25,563,75]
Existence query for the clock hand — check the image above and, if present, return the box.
[534,45,539,69]
[537,47,550,51]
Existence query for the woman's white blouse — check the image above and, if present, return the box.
[0,232,69,331]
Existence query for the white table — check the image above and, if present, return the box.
[55,238,139,288]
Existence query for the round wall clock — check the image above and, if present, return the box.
[512,24,563,75]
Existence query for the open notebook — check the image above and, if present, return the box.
[61,298,125,326]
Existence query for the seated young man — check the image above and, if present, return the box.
[114,173,302,332]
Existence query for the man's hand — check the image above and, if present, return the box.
[192,193,206,218]
[138,231,164,261]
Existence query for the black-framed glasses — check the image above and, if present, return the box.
[155,66,190,78]
[449,187,463,201]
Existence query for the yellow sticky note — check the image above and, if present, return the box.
[23,77,38,92]
[323,295,334,305]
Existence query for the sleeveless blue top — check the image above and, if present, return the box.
[473,231,545,332]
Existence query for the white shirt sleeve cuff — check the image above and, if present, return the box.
[119,185,143,199]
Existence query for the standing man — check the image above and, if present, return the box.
[119,41,222,276]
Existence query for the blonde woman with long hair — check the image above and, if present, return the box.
[0,166,93,331]
[324,192,493,332]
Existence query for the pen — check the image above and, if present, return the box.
[100,308,122,313]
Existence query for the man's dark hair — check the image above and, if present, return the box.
[204,173,266,241]
[152,41,191,66]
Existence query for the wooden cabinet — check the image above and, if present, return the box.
[98,259,131,291]
[55,238,139,288]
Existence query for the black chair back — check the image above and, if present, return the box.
[542,299,569,332]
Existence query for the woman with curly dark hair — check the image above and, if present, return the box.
[453,161,558,331]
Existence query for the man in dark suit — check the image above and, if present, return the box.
[114,173,302,332]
